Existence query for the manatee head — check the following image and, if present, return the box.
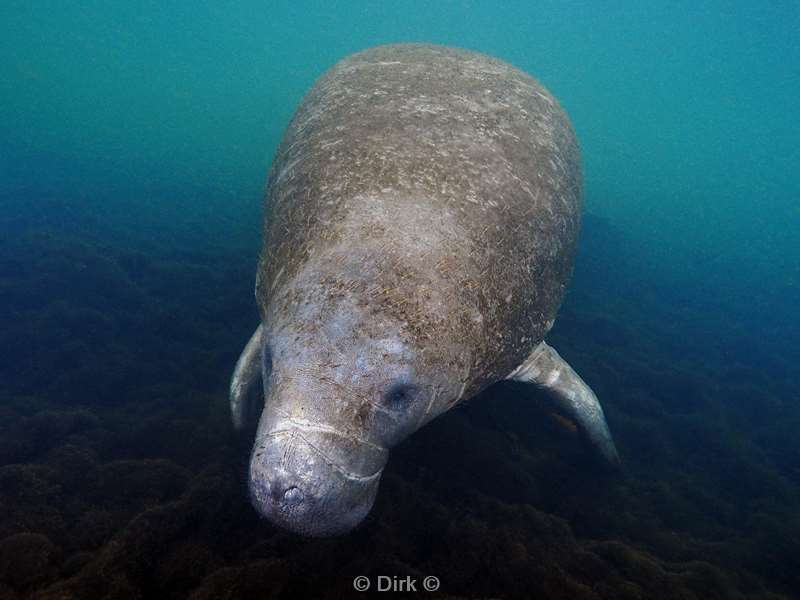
[247,255,465,536]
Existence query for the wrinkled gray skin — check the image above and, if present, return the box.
[230,44,619,537]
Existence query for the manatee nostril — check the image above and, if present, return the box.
[265,476,304,506]
[283,485,304,505]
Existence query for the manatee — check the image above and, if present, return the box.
[230,43,619,537]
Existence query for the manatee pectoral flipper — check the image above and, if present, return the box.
[230,324,264,430]
[507,342,620,467]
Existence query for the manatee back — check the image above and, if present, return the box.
[259,44,581,393]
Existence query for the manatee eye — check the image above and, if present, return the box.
[383,383,418,408]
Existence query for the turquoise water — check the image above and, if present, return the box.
[1,2,798,598]
[4,2,797,278]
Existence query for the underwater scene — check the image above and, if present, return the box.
[1,1,798,599]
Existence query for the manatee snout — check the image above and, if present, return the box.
[249,424,388,537]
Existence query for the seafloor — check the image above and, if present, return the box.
[0,199,798,599]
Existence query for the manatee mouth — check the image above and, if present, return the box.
[248,428,387,537]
